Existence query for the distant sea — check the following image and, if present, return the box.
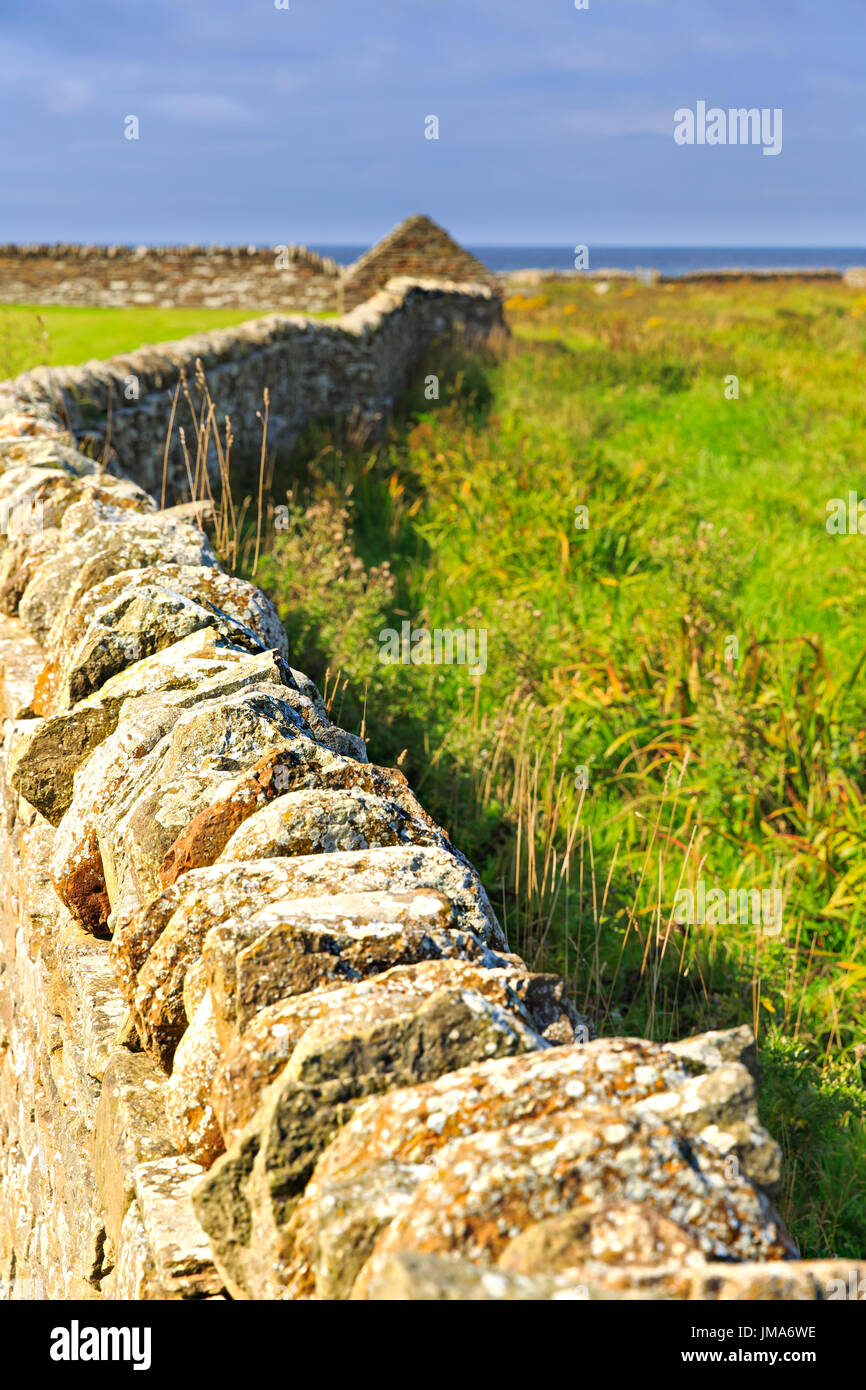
[313,245,866,277]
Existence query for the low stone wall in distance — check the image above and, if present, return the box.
[506,267,858,286]
[0,243,340,314]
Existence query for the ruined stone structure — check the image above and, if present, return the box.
[339,216,501,311]
[0,218,502,317]
[0,279,863,1301]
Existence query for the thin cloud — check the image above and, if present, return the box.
[151,92,263,129]
[49,77,91,114]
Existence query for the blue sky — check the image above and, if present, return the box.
[2,0,863,246]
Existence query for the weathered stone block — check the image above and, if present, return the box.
[92,1052,176,1248]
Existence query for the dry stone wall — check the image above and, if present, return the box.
[0,284,863,1301]
[1,278,503,503]
[0,244,340,314]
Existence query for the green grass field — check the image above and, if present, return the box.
[241,277,866,1260]
[0,303,335,378]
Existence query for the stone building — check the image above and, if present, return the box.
[338,215,500,311]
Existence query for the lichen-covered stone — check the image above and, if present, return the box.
[91,1052,176,1250]
[96,695,328,925]
[0,613,43,718]
[632,1060,782,1194]
[165,993,225,1166]
[666,1024,759,1079]
[182,958,209,1025]
[16,535,99,641]
[217,787,442,864]
[99,1201,164,1300]
[12,493,219,641]
[354,1250,591,1301]
[299,1037,701,1186]
[1,370,828,1306]
[172,955,555,1171]
[137,887,506,1071]
[0,527,61,620]
[132,1156,225,1298]
[48,675,305,930]
[194,987,544,1299]
[353,1251,866,1302]
[10,629,287,825]
[0,461,153,524]
[496,1203,707,1275]
[45,583,265,711]
[280,1033,787,1299]
[0,468,154,620]
[205,890,462,1044]
[97,682,364,935]
[350,1106,792,1299]
[211,957,578,1148]
[159,745,449,888]
[110,845,506,1012]
[35,561,290,715]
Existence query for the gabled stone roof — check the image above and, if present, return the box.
[340,214,500,308]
